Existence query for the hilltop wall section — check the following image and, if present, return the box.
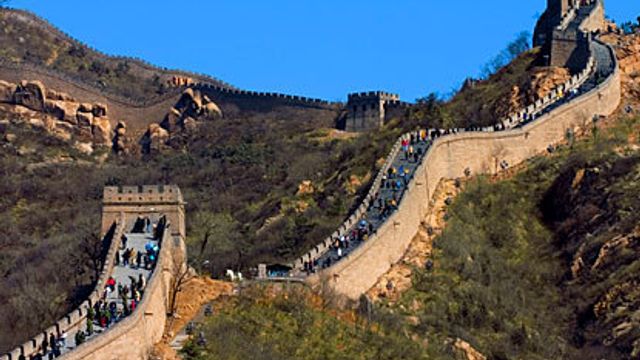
[192,83,340,114]
[306,41,621,299]
[0,8,341,131]
[0,8,234,90]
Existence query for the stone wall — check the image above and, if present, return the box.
[0,221,124,360]
[307,42,621,300]
[578,0,605,33]
[59,223,185,360]
[294,52,597,274]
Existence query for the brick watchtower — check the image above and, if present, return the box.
[534,0,575,48]
[101,185,186,240]
[534,0,605,73]
[344,91,400,132]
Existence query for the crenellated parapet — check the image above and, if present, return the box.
[535,0,605,72]
[102,185,186,240]
[343,91,407,132]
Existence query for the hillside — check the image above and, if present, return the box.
[0,8,231,103]
[181,73,640,360]
[0,3,630,358]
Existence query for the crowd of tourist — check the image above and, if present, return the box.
[20,217,162,359]
[296,62,610,278]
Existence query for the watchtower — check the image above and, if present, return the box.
[534,0,573,48]
[101,185,186,240]
[534,0,604,72]
[345,91,400,132]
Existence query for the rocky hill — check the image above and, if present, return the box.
[0,3,636,359]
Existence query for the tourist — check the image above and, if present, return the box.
[74,330,85,346]
[115,251,120,266]
[136,251,142,268]
[138,273,146,291]
[122,248,131,266]
[129,276,137,295]
[59,331,67,348]
[48,333,56,352]
[130,248,137,268]
[106,276,116,292]
[41,336,48,355]
[121,234,127,250]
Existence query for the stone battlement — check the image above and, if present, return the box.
[347,91,400,102]
[103,185,184,205]
[102,185,186,239]
[343,91,404,132]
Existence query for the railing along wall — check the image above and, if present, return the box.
[291,33,600,272]
[58,217,178,360]
[303,40,619,299]
[1,218,125,360]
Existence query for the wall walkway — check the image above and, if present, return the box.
[300,37,620,299]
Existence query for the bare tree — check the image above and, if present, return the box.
[79,232,105,280]
[167,249,191,317]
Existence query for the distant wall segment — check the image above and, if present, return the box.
[306,42,620,300]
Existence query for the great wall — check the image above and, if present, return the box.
[0,0,625,359]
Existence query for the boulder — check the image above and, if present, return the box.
[92,116,112,146]
[45,100,80,124]
[15,80,47,111]
[52,122,73,142]
[453,339,486,360]
[142,123,169,153]
[176,88,202,116]
[92,103,108,117]
[182,116,198,132]
[79,103,94,113]
[4,133,16,143]
[0,80,16,103]
[46,89,74,102]
[161,107,181,132]
[29,118,45,129]
[74,142,94,155]
[115,121,127,136]
[76,111,94,127]
[203,102,222,119]
[112,121,127,154]
[0,119,9,133]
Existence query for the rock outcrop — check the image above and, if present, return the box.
[0,79,116,150]
[112,121,128,154]
[160,88,222,134]
[140,123,169,154]
[14,80,47,110]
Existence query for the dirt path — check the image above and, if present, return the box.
[152,276,233,360]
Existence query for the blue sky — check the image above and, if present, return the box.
[9,0,640,102]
